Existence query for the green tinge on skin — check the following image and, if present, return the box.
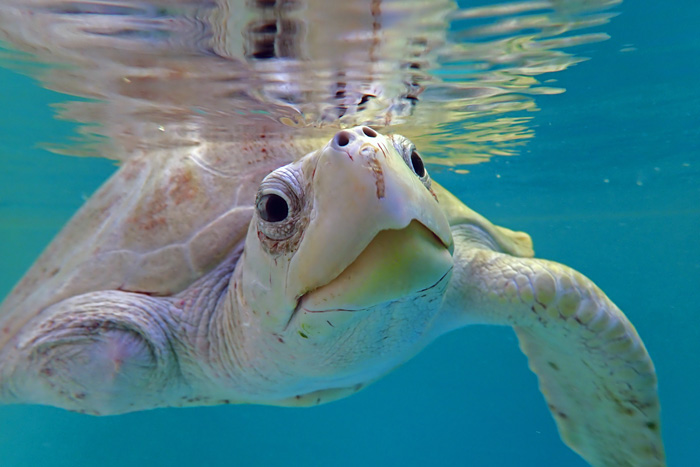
[301,220,453,311]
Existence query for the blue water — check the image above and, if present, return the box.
[1,0,698,465]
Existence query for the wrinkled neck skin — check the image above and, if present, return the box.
[171,245,451,406]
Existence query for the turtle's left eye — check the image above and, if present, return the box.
[410,150,426,177]
[390,133,431,189]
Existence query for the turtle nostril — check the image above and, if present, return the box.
[362,126,377,137]
[334,131,352,147]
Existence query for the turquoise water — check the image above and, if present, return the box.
[0,0,699,466]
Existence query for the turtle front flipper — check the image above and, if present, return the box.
[443,224,665,467]
[0,290,182,415]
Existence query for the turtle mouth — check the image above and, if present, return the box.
[294,267,453,315]
[287,220,453,325]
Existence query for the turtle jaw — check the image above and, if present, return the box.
[279,217,453,383]
[295,219,453,315]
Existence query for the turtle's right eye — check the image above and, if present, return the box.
[255,165,304,242]
[257,193,289,223]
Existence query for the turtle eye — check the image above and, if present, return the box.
[257,193,289,223]
[256,165,304,242]
[256,188,296,240]
[390,134,432,190]
[410,150,426,177]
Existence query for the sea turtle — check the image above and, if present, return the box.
[0,126,664,466]
[0,1,665,466]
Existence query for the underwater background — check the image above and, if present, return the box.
[0,0,698,465]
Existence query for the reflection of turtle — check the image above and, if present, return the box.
[0,126,663,466]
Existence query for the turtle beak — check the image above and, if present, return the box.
[286,128,453,310]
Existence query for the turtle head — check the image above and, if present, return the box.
[236,126,453,389]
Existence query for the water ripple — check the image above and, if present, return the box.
[0,0,619,167]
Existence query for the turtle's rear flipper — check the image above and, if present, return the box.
[0,290,180,415]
